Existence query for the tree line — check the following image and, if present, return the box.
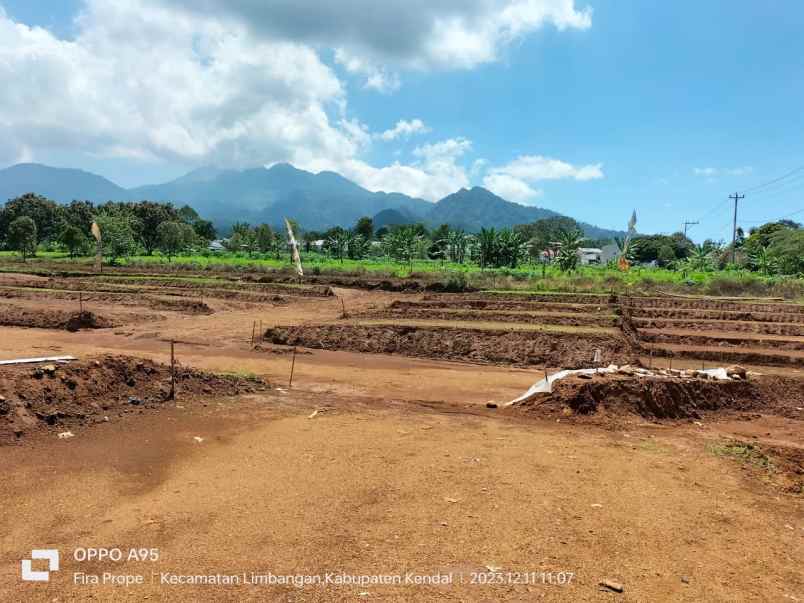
[0,193,216,262]
[2,192,800,275]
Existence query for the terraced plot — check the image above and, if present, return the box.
[622,295,804,369]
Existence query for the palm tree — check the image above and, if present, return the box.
[554,228,584,272]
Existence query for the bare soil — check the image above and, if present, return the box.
[265,323,638,367]
[0,267,802,601]
[0,355,267,444]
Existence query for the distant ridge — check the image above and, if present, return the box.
[0,162,625,238]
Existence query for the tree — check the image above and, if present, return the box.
[353,216,374,240]
[192,219,216,242]
[156,221,187,261]
[254,224,275,253]
[446,229,469,264]
[95,212,137,264]
[767,228,804,275]
[427,224,451,261]
[382,225,426,269]
[62,200,95,237]
[7,216,37,260]
[515,216,580,258]
[131,201,179,255]
[554,228,584,272]
[0,193,61,245]
[177,204,200,224]
[58,225,89,258]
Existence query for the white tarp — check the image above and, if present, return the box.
[506,364,735,407]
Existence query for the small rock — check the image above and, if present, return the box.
[42,364,57,375]
[57,431,75,439]
[681,576,690,584]
[193,436,204,443]
[599,579,623,593]
[578,373,593,380]
[486,402,498,409]
[128,396,142,405]
[591,503,603,508]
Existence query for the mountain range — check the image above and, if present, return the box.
[0,162,625,239]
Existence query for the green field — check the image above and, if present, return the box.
[1,249,802,301]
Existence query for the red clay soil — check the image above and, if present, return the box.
[0,355,268,444]
[511,374,804,422]
[264,323,639,367]
[0,307,120,330]
[633,317,804,337]
[639,329,804,351]
[622,296,804,314]
[357,307,617,328]
[626,306,804,324]
[394,298,613,313]
[644,342,804,367]
[429,292,614,305]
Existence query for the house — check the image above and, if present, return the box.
[600,243,619,264]
[577,248,602,265]
[208,239,226,252]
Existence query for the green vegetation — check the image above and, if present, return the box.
[0,193,801,299]
[708,441,772,469]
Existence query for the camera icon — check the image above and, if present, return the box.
[21,550,60,582]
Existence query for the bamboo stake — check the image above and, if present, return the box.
[169,340,176,400]
[289,347,297,388]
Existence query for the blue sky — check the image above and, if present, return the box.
[1,1,802,241]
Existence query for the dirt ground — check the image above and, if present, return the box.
[0,268,802,601]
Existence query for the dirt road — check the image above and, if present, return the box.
[1,388,802,602]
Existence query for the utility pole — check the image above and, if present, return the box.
[729,193,745,264]
[682,220,699,237]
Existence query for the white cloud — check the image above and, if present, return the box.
[378,119,431,141]
[483,154,603,202]
[693,166,752,177]
[162,0,593,88]
[0,1,593,204]
[0,0,353,168]
[292,137,472,201]
[334,48,400,93]
[483,173,542,203]
[493,155,604,181]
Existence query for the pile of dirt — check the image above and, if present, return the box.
[149,297,214,314]
[265,324,638,367]
[0,355,268,443]
[0,307,116,330]
[511,374,804,423]
[64,311,106,331]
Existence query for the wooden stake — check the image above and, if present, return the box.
[259,319,263,342]
[250,320,256,346]
[340,297,347,318]
[169,340,175,400]
[289,346,297,388]
[79,292,83,314]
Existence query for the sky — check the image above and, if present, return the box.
[0,1,802,241]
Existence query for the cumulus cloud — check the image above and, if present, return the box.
[483,154,603,202]
[483,173,542,203]
[161,0,592,87]
[0,0,352,167]
[0,1,594,202]
[378,119,431,141]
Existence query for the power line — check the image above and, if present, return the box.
[740,162,804,194]
[682,220,699,236]
[740,207,804,224]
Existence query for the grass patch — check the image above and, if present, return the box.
[708,440,772,469]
